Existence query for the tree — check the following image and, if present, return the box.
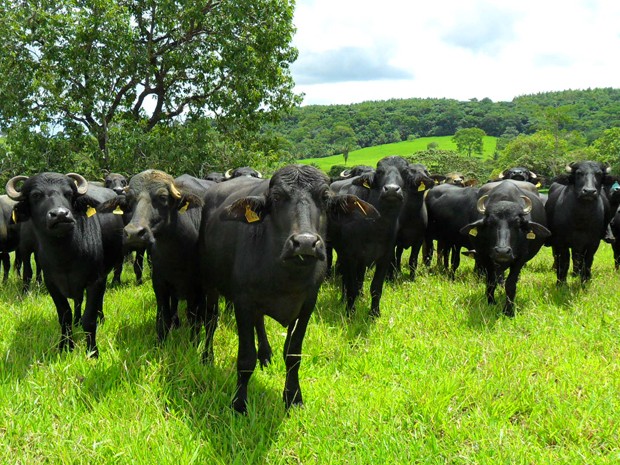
[0,0,300,170]
[593,127,620,165]
[452,127,486,157]
[496,131,570,179]
[330,124,357,165]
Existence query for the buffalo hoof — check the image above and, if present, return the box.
[283,389,303,410]
[58,337,75,352]
[258,349,272,369]
[232,398,248,415]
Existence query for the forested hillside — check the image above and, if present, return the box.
[270,88,620,160]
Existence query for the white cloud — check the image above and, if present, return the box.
[292,0,620,104]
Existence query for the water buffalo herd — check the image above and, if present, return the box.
[1,159,617,413]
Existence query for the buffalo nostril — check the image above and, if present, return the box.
[48,208,70,220]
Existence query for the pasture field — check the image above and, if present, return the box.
[299,136,498,172]
[1,244,619,464]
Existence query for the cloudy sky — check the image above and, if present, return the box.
[291,0,620,105]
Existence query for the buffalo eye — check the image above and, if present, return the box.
[30,191,43,201]
[64,191,73,200]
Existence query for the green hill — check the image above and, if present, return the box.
[299,136,497,172]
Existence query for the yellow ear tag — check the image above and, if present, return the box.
[526,231,536,240]
[469,227,478,237]
[244,204,260,223]
[86,206,97,218]
[179,201,189,213]
[418,182,426,192]
[354,200,367,216]
[113,205,124,215]
[363,180,371,189]
[536,182,542,188]
[11,210,17,223]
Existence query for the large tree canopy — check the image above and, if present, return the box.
[0,0,300,168]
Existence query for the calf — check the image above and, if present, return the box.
[461,181,550,316]
[6,173,124,355]
[545,161,613,283]
[98,170,208,341]
[199,164,375,413]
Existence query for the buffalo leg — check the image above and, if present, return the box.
[153,278,174,342]
[503,265,522,317]
[582,246,599,282]
[554,246,570,285]
[83,279,105,358]
[369,256,391,317]
[256,315,272,368]
[47,281,74,352]
[232,305,257,414]
[408,240,423,280]
[283,298,314,409]
[484,265,498,305]
[1,252,9,282]
[202,289,219,364]
[133,249,145,284]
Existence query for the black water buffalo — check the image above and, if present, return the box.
[0,195,18,281]
[6,173,124,356]
[424,183,481,277]
[392,163,435,280]
[546,161,613,284]
[99,170,208,341]
[104,172,128,195]
[224,166,262,180]
[102,173,151,284]
[331,165,375,183]
[199,164,376,413]
[461,180,550,316]
[329,155,415,316]
[498,167,542,186]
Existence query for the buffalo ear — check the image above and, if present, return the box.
[352,172,374,189]
[11,202,30,223]
[328,194,379,221]
[460,219,484,237]
[430,175,446,185]
[528,221,551,239]
[73,195,101,215]
[221,196,267,223]
[97,196,127,214]
[177,193,203,213]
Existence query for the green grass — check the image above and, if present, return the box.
[1,244,620,464]
[299,136,498,171]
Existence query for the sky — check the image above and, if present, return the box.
[291,0,620,105]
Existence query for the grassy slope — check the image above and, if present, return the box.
[299,136,498,171]
[1,244,619,464]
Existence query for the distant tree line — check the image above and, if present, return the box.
[270,88,620,160]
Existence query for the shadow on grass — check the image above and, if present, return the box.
[312,278,375,341]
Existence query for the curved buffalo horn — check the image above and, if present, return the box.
[66,173,89,195]
[477,195,488,214]
[256,171,263,179]
[225,169,233,179]
[498,172,505,179]
[340,169,352,178]
[529,171,538,179]
[565,163,574,173]
[521,195,533,214]
[170,183,182,199]
[6,175,29,201]
[605,165,612,174]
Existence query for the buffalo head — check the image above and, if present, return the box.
[6,173,92,237]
